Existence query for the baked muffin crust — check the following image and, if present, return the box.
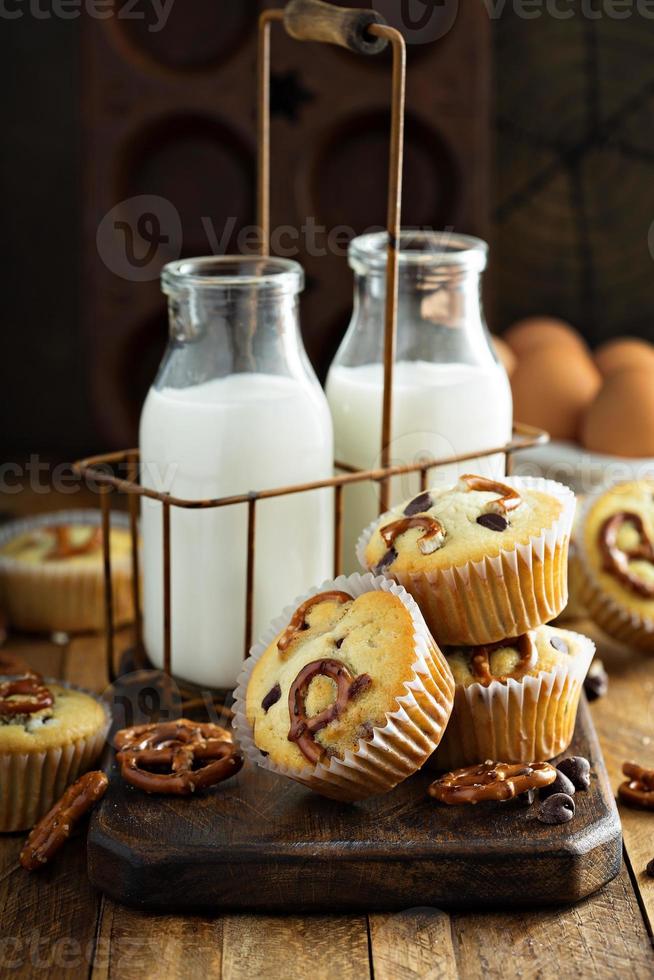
[0,683,107,753]
[582,479,654,619]
[445,626,584,688]
[364,476,563,574]
[246,590,424,772]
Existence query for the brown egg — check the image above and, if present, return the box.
[504,317,588,358]
[594,337,654,378]
[511,346,601,440]
[491,335,517,377]
[581,365,654,457]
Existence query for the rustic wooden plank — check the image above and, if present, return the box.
[0,634,103,976]
[578,619,654,936]
[0,829,100,977]
[91,899,223,979]
[369,908,458,980]
[85,699,621,913]
[221,915,371,980]
[3,635,66,679]
[63,628,133,695]
[451,863,653,980]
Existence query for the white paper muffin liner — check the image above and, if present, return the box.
[432,630,595,770]
[0,680,110,832]
[0,510,134,634]
[356,476,576,647]
[576,490,654,652]
[233,572,455,802]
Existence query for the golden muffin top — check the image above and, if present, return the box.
[0,524,131,567]
[0,678,108,752]
[363,475,566,575]
[582,479,654,616]
[246,589,422,772]
[445,625,587,688]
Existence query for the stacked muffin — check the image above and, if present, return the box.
[358,474,594,770]
[235,474,595,800]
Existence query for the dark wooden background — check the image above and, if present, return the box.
[3,3,654,459]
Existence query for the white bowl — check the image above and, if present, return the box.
[512,440,654,495]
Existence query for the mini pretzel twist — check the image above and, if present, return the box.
[115,719,242,795]
[288,658,372,764]
[470,634,537,686]
[380,515,446,556]
[618,761,654,808]
[20,771,109,871]
[0,674,53,717]
[429,761,557,804]
[45,526,103,561]
[599,512,654,598]
[277,591,352,654]
[457,475,522,515]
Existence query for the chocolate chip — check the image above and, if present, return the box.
[550,636,569,655]
[540,770,576,800]
[349,674,372,701]
[557,756,591,791]
[476,513,508,532]
[403,492,432,517]
[584,659,608,702]
[373,547,397,575]
[646,858,654,878]
[261,683,281,713]
[538,792,575,824]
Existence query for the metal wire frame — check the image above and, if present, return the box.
[258,7,406,515]
[74,5,546,688]
[72,423,548,683]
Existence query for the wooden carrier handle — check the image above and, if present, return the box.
[283,0,389,55]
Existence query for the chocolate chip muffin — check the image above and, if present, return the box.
[433,625,595,770]
[234,573,455,802]
[578,480,654,651]
[0,676,110,831]
[0,511,135,633]
[358,475,575,646]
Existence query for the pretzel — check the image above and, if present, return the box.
[457,475,522,514]
[380,515,446,555]
[277,591,352,654]
[45,525,103,561]
[288,658,372,764]
[0,674,53,717]
[599,513,654,598]
[115,719,242,795]
[20,771,108,870]
[618,761,654,809]
[469,634,537,686]
[428,760,557,804]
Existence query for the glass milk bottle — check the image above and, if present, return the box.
[140,257,334,689]
[326,231,512,570]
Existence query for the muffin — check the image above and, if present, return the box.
[433,625,595,770]
[234,573,455,802]
[358,475,575,647]
[557,496,588,622]
[0,674,110,831]
[577,479,654,650]
[0,511,135,633]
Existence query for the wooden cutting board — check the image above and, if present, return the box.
[87,697,621,912]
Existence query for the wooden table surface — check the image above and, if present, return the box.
[2,508,654,977]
